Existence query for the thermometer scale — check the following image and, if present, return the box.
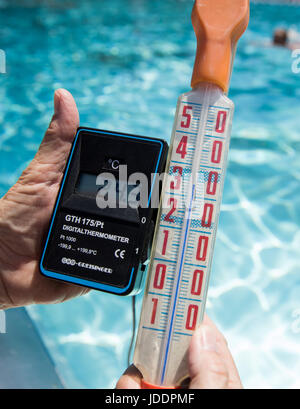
[134,0,250,388]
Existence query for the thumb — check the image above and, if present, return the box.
[18,89,79,187]
[35,88,79,171]
[188,324,229,389]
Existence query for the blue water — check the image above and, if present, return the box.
[0,0,300,388]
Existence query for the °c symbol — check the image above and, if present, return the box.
[111,160,120,170]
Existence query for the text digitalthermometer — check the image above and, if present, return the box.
[134,0,250,388]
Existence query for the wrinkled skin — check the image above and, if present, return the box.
[0,89,89,309]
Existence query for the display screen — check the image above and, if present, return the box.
[75,172,141,204]
[75,173,98,196]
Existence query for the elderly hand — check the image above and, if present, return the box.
[0,89,89,309]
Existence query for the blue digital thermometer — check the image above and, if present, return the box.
[40,127,168,296]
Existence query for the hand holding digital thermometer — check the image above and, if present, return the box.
[133,0,250,388]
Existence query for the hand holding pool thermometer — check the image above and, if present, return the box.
[133,0,250,388]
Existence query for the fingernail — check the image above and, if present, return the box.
[54,89,70,114]
[198,325,219,352]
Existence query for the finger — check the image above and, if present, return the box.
[203,315,243,388]
[116,365,142,389]
[36,88,79,166]
[19,89,79,187]
[188,324,229,389]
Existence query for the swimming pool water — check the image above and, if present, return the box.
[0,0,300,388]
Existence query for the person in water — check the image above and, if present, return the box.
[272,27,300,50]
[0,89,242,389]
[273,28,288,47]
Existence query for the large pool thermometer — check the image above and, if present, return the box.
[134,0,249,388]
